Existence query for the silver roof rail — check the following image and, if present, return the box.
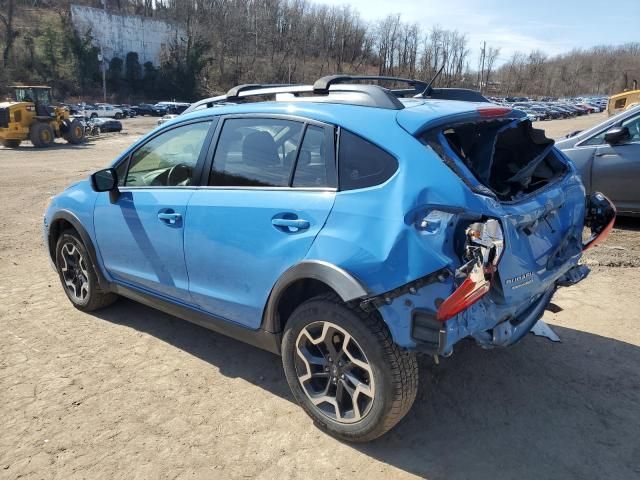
[181,74,488,115]
[182,82,405,114]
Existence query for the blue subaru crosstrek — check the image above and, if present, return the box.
[44,76,615,442]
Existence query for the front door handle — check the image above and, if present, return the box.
[271,218,310,231]
[158,211,182,225]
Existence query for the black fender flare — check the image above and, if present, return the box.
[262,260,368,333]
[48,210,111,290]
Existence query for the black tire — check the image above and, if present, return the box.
[55,230,117,312]
[281,293,418,442]
[91,113,98,119]
[64,119,85,144]
[115,112,123,119]
[1,139,21,148]
[29,122,55,148]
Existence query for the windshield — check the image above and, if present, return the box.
[14,88,51,105]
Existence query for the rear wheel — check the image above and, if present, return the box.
[64,119,85,144]
[55,230,117,311]
[29,122,55,148]
[1,139,21,148]
[281,293,418,442]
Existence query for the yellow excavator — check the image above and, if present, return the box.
[0,85,84,148]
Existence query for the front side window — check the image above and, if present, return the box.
[210,118,304,187]
[621,113,640,142]
[338,130,398,190]
[583,113,640,146]
[123,121,211,187]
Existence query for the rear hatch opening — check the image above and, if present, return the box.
[423,118,568,202]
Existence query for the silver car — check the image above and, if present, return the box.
[556,105,640,216]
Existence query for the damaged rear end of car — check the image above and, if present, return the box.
[378,103,615,356]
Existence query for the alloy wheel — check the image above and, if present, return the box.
[294,321,375,424]
[59,242,90,303]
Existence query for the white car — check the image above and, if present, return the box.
[83,104,124,119]
[157,114,178,126]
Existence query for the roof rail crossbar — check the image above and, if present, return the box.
[226,83,301,99]
[313,75,428,94]
[183,83,406,114]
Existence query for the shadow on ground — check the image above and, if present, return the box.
[614,216,640,231]
[94,299,640,480]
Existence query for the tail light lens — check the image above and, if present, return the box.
[437,257,489,321]
[436,218,504,322]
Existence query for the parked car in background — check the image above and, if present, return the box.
[156,101,191,114]
[115,105,137,118]
[44,76,615,442]
[151,103,170,116]
[557,104,640,215]
[88,117,123,133]
[157,114,178,126]
[132,104,156,116]
[84,104,124,119]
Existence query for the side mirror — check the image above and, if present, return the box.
[91,168,118,192]
[604,126,630,145]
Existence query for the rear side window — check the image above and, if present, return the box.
[338,130,398,190]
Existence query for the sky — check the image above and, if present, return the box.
[310,0,640,66]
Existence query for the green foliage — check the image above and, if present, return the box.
[107,56,123,91]
[125,51,142,92]
[156,38,209,101]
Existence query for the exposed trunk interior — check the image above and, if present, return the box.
[426,119,568,201]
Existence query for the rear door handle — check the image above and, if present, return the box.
[271,218,310,230]
[157,211,182,225]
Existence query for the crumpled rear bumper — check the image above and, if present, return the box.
[410,193,615,356]
[412,262,590,354]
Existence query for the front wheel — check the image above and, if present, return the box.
[55,230,117,312]
[29,122,55,148]
[281,294,418,442]
[64,119,85,144]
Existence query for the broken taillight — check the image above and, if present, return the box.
[477,106,512,118]
[436,218,504,322]
[437,256,489,321]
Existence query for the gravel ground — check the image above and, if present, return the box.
[0,114,639,480]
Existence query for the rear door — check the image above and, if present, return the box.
[184,116,336,328]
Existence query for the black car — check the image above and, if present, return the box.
[89,118,122,133]
[115,105,137,118]
[151,104,170,116]
[133,104,156,116]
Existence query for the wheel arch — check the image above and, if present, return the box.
[262,260,368,334]
[48,210,110,290]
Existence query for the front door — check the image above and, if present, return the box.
[94,120,213,303]
[184,117,337,327]
[593,111,640,213]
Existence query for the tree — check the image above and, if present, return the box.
[0,0,17,67]
[125,51,142,92]
[107,56,124,91]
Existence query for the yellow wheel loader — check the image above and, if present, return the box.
[0,86,85,148]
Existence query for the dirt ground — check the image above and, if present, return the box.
[0,113,639,480]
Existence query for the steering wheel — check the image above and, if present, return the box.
[166,163,192,186]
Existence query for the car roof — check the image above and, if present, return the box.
[176,97,503,138]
